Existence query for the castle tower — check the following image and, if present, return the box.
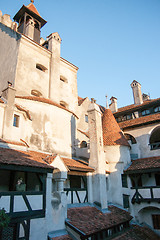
[13,1,47,43]
[131,80,143,105]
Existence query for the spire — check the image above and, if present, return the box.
[31,0,34,2]
[102,108,130,147]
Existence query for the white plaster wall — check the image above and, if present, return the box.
[0,22,20,93]
[59,59,78,112]
[104,145,131,206]
[15,98,74,156]
[15,36,51,98]
[123,123,160,158]
[76,130,89,159]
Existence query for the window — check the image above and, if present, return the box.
[131,176,142,187]
[13,114,20,127]
[121,174,128,188]
[155,174,160,186]
[141,109,150,116]
[149,126,160,150]
[36,63,47,72]
[152,215,160,229]
[70,175,81,188]
[80,141,87,148]
[85,115,88,123]
[154,106,160,113]
[60,101,68,108]
[31,89,42,97]
[123,194,129,208]
[60,75,67,83]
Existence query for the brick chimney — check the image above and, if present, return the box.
[131,80,143,105]
[109,96,118,113]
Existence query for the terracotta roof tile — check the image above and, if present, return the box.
[118,113,160,129]
[16,96,78,118]
[113,224,160,240]
[115,97,160,114]
[44,155,94,172]
[125,156,160,173]
[78,97,87,106]
[26,3,40,17]
[51,235,72,240]
[67,205,132,236]
[0,148,53,171]
[102,109,130,147]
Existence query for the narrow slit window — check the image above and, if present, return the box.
[13,114,20,127]
[36,64,47,72]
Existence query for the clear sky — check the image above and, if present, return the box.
[1,0,160,108]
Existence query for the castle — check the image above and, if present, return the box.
[0,2,160,240]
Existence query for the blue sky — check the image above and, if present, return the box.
[1,0,160,108]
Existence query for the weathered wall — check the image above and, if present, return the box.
[123,123,160,158]
[0,22,20,93]
[15,98,75,156]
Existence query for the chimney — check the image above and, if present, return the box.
[87,100,108,210]
[142,93,150,101]
[109,96,117,113]
[131,80,143,105]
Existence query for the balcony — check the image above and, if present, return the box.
[64,188,88,204]
[131,186,160,204]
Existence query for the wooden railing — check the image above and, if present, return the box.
[64,188,88,204]
[0,191,45,220]
[131,186,160,204]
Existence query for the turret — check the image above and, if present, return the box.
[13,1,47,43]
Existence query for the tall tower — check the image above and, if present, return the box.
[131,80,143,105]
[13,1,47,43]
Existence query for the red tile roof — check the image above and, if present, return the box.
[67,205,132,236]
[118,113,160,129]
[0,148,53,171]
[102,109,130,147]
[15,104,32,120]
[115,97,160,114]
[26,3,40,17]
[78,97,87,106]
[113,224,160,240]
[125,156,160,173]
[16,96,78,118]
[51,235,72,240]
[44,155,94,172]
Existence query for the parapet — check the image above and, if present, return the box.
[0,11,17,31]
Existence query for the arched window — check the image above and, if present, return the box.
[34,21,40,30]
[154,106,160,113]
[26,16,32,24]
[80,141,87,148]
[124,133,137,144]
[150,126,160,150]
[31,89,42,97]
[36,63,47,72]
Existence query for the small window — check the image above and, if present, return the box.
[152,215,160,229]
[131,176,142,187]
[60,101,68,108]
[123,194,129,208]
[141,109,150,116]
[13,114,20,127]
[85,115,88,123]
[154,106,160,113]
[155,174,160,186]
[80,141,87,148]
[31,89,42,97]
[36,64,47,72]
[70,175,81,188]
[121,174,128,188]
[60,75,67,83]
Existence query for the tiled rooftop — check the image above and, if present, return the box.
[16,96,78,118]
[118,113,160,129]
[0,148,53,171]
[115,97,160,114]
[67,205,132,236]
[26,3,41,17]
[78,96,87,106]
[125,156,160,173]
[51,235,72,240]
[113,224,160,240]
[102,109,129,147]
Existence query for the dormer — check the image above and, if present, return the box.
[13,1,47,44]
